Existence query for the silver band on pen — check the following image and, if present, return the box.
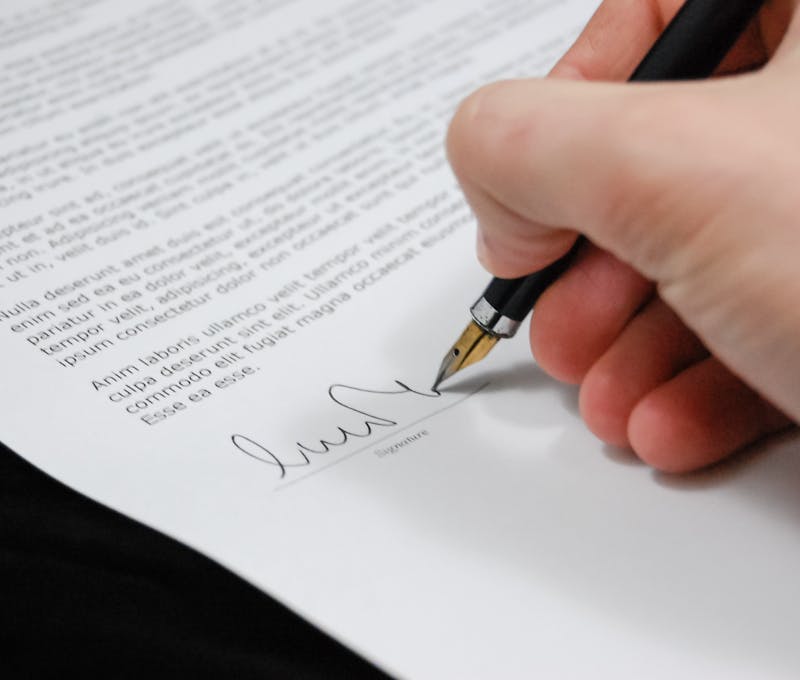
[470,297,521,339]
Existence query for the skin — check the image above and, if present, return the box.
[447,0,800,472]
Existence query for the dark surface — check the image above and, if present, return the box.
[0,442,390,679]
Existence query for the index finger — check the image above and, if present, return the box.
[550,0,770,81]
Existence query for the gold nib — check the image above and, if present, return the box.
[432,320,498,391]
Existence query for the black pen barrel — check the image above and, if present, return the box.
[480,240,581,323]
[631,0,766,82]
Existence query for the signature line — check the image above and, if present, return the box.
[275,381,490,491]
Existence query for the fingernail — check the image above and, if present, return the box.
[548,61,585,81]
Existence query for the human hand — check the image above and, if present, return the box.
[447,0,799,472]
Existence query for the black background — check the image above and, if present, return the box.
[0,443,389,678]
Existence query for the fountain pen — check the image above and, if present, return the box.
[432,0,766,390]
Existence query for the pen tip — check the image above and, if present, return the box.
[431,321,499,391]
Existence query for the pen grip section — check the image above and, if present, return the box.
[480,238,582,322]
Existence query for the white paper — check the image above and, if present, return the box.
[2,1,800,677]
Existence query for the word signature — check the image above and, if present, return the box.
[230,381,440,479]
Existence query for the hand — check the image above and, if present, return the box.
[447,0,800,472]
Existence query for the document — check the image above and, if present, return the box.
[2,1,800,677]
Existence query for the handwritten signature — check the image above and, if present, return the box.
[230,381,440,479]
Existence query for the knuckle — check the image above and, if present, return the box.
[446,81,513,178]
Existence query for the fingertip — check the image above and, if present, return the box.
[480,224,578,278]
[578,365,631,448]
[529,278,593,385]
[627,360,793,474]
[475,226,524,277]
[530,322,584,385]
[627,393,701,474]
[529,287,579,384]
